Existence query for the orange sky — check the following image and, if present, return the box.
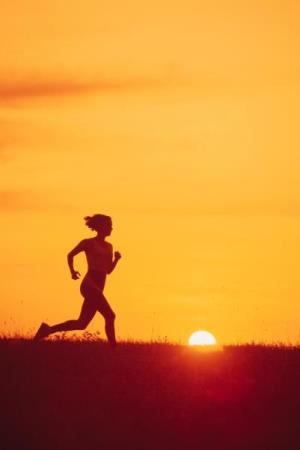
[1,1,300,344]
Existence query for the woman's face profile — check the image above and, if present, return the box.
[100,219,113,236]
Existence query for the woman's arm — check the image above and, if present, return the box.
[107,251,122,274]
[67,239,87,279]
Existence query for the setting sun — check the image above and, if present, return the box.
[188,331,217,346]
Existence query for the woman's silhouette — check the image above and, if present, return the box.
[34,214,121,346]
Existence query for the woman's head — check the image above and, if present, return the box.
[84,214,112,236]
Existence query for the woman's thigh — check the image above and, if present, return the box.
[80,276,114,319]
[80,273,106,299]
[78,297,98,325]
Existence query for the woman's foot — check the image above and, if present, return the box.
[33,322,51,341]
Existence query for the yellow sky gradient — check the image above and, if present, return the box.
[1,1,300,343]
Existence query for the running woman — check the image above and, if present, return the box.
[34,214,121,346]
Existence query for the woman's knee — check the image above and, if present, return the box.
[76,318,90,330]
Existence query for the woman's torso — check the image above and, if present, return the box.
[80,239,112,295]
[84,238,113,274]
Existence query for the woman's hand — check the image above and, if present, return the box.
[71,270,81,280]
[107,251,121,274]
[114,251,122,261]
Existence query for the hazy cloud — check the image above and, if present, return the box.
[0,191,29,210]
[0,190,76,212]
[0,139,12,162]
[0,75,166,102]
[0,120,20,162]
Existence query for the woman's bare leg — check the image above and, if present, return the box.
[48,298,97,334]
[97,294,117,347]
[104,313,116,347]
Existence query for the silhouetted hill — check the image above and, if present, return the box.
[1,338,300,450]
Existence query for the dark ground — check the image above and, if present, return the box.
[1,338,300,450]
